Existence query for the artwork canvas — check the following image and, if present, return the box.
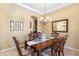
[52,19,68,32]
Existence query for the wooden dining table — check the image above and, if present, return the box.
[25,37,57,56]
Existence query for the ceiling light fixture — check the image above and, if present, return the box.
[40,3,51,25]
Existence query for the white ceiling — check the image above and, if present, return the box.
[16,3,72,15]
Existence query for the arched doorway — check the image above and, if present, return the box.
[31,16,37,33]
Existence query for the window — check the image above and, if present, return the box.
[10,21,14,31]
[10,21,24,31]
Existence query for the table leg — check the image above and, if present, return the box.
[25,41,27,49]
[37,50,41,56]
[51,47,55,56]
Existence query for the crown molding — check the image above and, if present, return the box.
[16,3,43,15]
[16,3,73,15]
[46,4,73,14]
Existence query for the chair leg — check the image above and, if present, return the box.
[58,51,61,56]
[62,48,64,56]
[31,50,36,56]
[62,50,64,56]
[32,52,34,56]
[51,50,56,56]
[51,50,54,56]
[55,52,58,56]
[37,50,41,56]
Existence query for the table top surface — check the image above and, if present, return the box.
[27,37,54,46]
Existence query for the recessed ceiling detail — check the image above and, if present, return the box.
[16,3,72,15]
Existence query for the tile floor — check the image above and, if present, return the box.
[0,47,79,56]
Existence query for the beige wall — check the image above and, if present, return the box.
[0,3,79,51]
[0,3,43,50]
[43,4,79,50]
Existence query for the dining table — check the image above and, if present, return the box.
[25,35,57,56]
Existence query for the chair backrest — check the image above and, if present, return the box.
[56,35,68,50]
[28,34,34,41]
[51,35,68,55]
[51,37,63,50]
[12,37,22,56]
[55,37,63,51]
[28,31,38,41]
[61,35,68,47]
[33,32,38,38]
[51,32,59,38]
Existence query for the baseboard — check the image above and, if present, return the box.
[0,45,79,53]
[65,46,79,52]
[0,44,24,52]
[0,47,16,53]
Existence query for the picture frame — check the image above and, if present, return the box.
[52,19,68,32]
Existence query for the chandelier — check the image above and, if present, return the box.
[40,3,51,25]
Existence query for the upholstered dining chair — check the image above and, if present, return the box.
[12,37,33,56]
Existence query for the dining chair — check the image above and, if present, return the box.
[28,31,34,41]
[51,32,59,38]
[59,35,68,56]
[28,32,38,41]
[41,38,59,56]
[51,37,63,56]
[51,35,68,56]
[12,37,33,56]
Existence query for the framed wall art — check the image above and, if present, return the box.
[52,19,68,32]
